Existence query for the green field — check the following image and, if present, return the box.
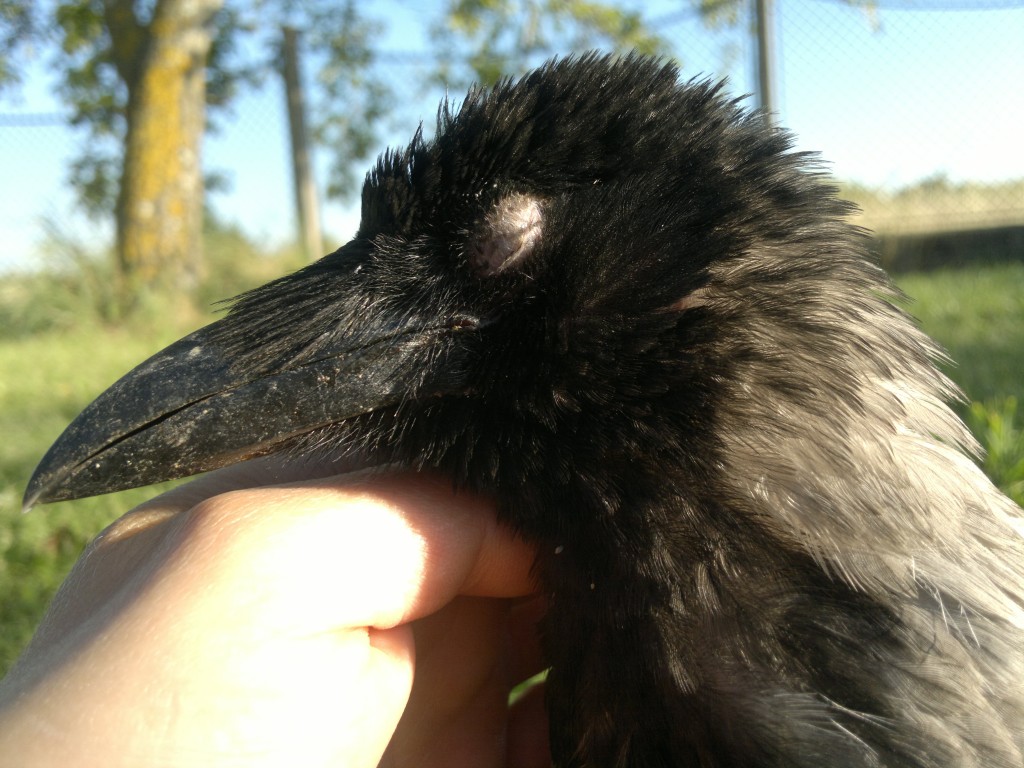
[1,263,1023,677]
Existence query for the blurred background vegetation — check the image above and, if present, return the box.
[1,0,1022,675]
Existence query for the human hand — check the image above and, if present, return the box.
[0,461,549,767]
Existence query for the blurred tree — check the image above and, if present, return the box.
[431,0,669,88]
[0,0,668,308]
[107,0,223,299]
[0,0,386,310]
[429,0,877,131]
[0,0,35,90]
[427,0,874,112]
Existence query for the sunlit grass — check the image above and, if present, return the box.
[894,264,1024,506]
[896,263,1024,405]
[0,323,195,673]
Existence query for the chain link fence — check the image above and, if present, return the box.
[1,0,1022,272]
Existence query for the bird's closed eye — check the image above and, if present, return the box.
[467,192,544,277]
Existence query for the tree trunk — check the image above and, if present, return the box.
[112,0,221,306]
[282,26,324,261]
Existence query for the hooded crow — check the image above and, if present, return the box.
[25,54,1024,767]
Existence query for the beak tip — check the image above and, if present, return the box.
[21,483,45,514]
[22,458,73,512]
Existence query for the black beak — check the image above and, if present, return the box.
[23,246,480,510]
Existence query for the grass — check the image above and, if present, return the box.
[896,263,1024,503]
[896,265,1024,405]
[1,262,1022,678]
[0,322,202,674]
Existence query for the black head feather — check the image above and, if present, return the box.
[26,54,1024,767]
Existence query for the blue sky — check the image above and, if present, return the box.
[1,0,1022,272]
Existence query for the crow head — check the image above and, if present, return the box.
[25,54,1024,767]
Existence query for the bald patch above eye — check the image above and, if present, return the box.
[467,193,543,277]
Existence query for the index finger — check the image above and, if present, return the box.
[113,464,541,632]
